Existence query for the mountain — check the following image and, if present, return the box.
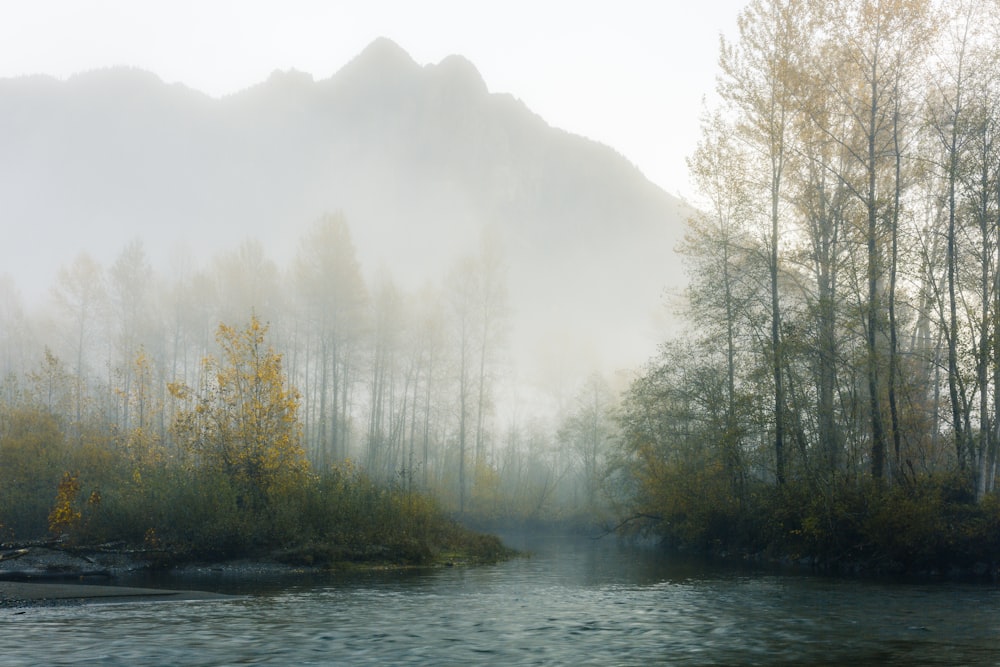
[0,37,691,378]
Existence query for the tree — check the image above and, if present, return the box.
[365,272,407,478]
[409,285,447,491]
[51,252,107,432]
[718,0,807,484]
[472,233,508,470]
[292,213,368,465]
[924,0,1000,496]
[615,341,748,542]
[685,111,762,482]
[120,347,165,472]
[785,49,853,476]
[0,276,31,380]
[212,239,281,326]
[169,314,308,508]
[790,0,933,481]
[108,240,155,434]
[447,256,477,513]
[557,373,618,512]
[445,238,509,513]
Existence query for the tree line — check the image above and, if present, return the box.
[615,0,1000,571]
[0,213,618,546]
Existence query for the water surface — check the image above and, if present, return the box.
[2,534,999,665]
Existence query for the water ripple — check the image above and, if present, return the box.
[2,537,1000,666]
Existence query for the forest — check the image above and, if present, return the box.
[6,0,1000,575]
[0,211,613,562]
[614,0,1000,573]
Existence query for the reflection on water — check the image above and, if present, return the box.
[2,533,1000,666]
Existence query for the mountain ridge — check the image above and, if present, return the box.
[0,37,689,375]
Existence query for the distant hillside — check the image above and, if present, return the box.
[0,37,691,378]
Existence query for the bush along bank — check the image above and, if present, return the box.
[3,462,516,572]
[623,475,1000,579]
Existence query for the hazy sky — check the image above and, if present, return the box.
[0,0,745,199]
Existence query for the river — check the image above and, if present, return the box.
[2,533,999,665]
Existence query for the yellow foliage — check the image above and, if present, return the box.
[169,314,309,507]
[48,472,82,536]
[167,382,189,400]
[144,527,161,549]
[120,349,165,471]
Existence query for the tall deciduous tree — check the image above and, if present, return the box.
[447,256,477,513]
[472,233,508,470]
[684,111,760,487]
[718,0,807,483]
[51,252,107,433]
[785,41,853,476]
[366,272,406,478]
[293,213,368,465]
[109,240,154,434]
[0,276,31,380]
[811,0,933,480]
[446,237,508,513]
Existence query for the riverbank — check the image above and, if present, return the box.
[618,473,1000,581]
[0,543,258,607]
[0,531,518,608]
[656,541,1000,582]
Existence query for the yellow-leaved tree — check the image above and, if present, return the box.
[169,314,309,509]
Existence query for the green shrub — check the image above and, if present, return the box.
[631,469,1000,574]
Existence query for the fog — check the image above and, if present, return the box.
[1,40,690,380]
[0,38,689,516]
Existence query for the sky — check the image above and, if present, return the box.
[0,0,746,200]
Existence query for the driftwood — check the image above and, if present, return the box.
[0,548,29,562]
